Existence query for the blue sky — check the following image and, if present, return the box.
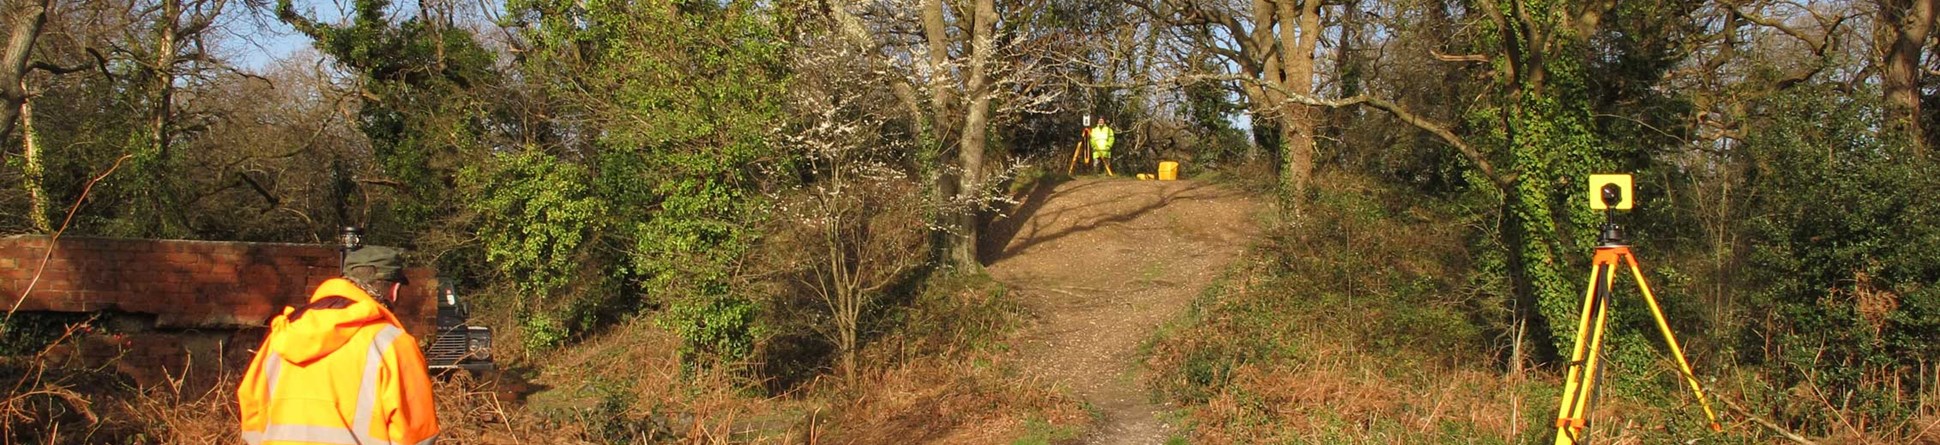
[225,0,508,72]
[223,0,345,72]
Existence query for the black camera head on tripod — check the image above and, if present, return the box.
[1600,184,1623,208]
[1598,185,1627,244]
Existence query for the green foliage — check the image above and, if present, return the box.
[1463,12,1679,360]
[1738,85,1940,430]
[16,57,187,238]
[496,0,789,362]
[278,0,501,236]
[462,150,608,297]
[520,312,571,351]
[1466,91,1605,359]
[657,295,762,365]
[1518,99,1608,350]
[1179,60,1250,163]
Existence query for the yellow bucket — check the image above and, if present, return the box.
[1158,161,1180,181]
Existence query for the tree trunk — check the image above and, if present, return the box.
[1337,0,1363,98]
[0,0,51,142]
[1241,83,1268,161]
[920,0,954,133]
[1881,0,1935,156]
[153,0,180,160]
[948,0,996,269]
[1277,0,1321,203]
[20,80,46,232]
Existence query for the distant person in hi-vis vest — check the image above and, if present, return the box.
[1089,117,1116,176]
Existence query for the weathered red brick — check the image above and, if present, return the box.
[26,269,70,285]
[13,237,49,249]
[14,245,51,259]
[208,263,242,276]
[156,251,199,265]
[230,300,279,315]
[70,290,107,307]
[17,255,63,270]
[18,290,71,311]
[129,279,164,293]
[121,241,155,253]
[141,257,177,272]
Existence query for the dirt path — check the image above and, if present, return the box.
[984,178,1262,444]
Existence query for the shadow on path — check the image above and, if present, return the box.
[981,179,1229,264]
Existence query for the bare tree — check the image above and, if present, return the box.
[821,0,1063,269]
[143,0,231,162]
[1138,0,1325,202]
[771,40,929,379]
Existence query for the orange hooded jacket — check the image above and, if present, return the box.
[237,278,439,445]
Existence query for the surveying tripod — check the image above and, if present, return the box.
[1551,220,1723,445]
[1066,138,1087,176]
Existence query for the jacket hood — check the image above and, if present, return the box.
[269,278,403,364]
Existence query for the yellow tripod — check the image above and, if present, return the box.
[1552,224,1723,444]
[1066,139,1087,176]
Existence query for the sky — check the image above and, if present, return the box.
[224,0,509,72]
[222,0,345,72]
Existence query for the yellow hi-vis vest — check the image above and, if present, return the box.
[237,278,439,445]
[1089,124,1115,157]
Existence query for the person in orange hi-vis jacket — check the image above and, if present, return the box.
[238,245,438,445]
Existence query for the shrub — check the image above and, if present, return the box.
[1737,86,1940,435]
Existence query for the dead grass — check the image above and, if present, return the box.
[1,320,121,445]
[825,354,1090,445]
[1142,171,1541,443]
[1176,339,1525,444]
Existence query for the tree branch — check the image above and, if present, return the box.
[1178,74,1510,188]
[1431,49,1489,63]
[238,171,281,209]
[1303,94,1510,188]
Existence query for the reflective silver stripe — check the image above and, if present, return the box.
[263,352,283,405]
[258,351,283,440]
[355,326,405,443]
[412,437,436,445]
[259,423,390,445]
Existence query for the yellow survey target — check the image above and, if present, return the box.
[1588,174,1633,210]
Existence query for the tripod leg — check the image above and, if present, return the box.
[1068,141,1085,176]
[1623,253,1724,432]
[1554,258,1615,445]
[1578,288,1615,439]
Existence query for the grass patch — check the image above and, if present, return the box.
[1012,415,1085,445]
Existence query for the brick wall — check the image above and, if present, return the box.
[0,235,442,386]
[0,235,436,331]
